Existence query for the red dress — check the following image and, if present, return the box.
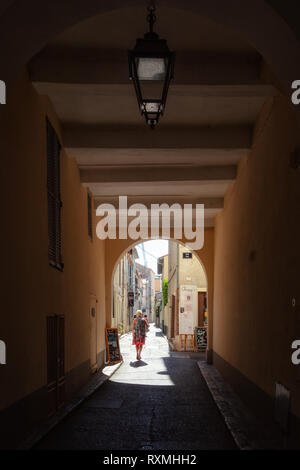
[132,318,146,346]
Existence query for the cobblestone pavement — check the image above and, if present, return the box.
[34,324,236,450]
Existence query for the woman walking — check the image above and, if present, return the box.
[132,310,146,360]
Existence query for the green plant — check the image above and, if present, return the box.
[163,279,168,306]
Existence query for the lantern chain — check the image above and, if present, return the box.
[147,1,157,34]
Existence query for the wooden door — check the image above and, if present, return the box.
[47,315,65,416]
[198,292,205,326]
[90,297,98,373]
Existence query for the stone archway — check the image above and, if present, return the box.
[104,227,214,355]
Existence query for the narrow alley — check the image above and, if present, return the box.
[1,1,300,455]
[34,325,236,450]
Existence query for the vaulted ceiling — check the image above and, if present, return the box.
[29,6,278,227]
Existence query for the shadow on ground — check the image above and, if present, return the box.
[34,337,237,451]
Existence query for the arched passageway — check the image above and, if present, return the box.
[105,229,214,356]
[111,239,208,352]
[0,1,300,451]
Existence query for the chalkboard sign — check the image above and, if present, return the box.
[195,327,207,350]
[105,328,122,363]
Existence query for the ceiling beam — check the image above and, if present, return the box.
[93,196,224,209]
[30,49,263,86]
[33,82,276,100]
[73,148,247,168]
[64,125,252,149]
[80,165,236,184]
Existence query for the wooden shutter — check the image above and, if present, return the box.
[198,292,205,327]
[47,118,63,270]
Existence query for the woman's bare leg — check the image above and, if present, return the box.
[136,345,139,359]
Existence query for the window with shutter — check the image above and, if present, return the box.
[47,118,63,271]
[87,191,93,241]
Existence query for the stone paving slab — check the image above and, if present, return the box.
[198,360,284,450]
[84,398,124,409]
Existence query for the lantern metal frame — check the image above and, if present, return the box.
[128,4,175,129]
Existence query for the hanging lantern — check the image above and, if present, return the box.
[128,3,175,129]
